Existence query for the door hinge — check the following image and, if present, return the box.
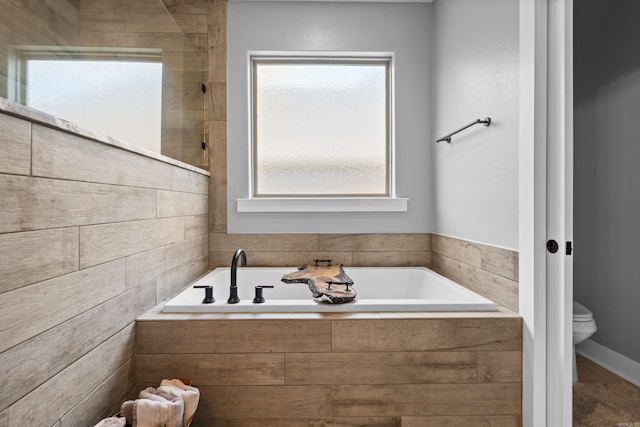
[566,241,573,255]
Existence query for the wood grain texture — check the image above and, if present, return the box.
[0,282,152,411]
[79,217,184,269]
[184,215,208,238]
[208,81,226,120]
[208,121,227,233]
[430,253,519,312]
[157,190,208,218]
[207,0,226,83]
[0,410,5,427]
[204,417,401,427]
[0,113,30,175]
[194,385,332,419]
[353,251,431,267]
[32,124,173,190]
[79,12,126,32]
[477,351,522,383]
[332,318,522,353]
[401,415,521,426]
[332,383,521,417]
[0,175,157,234]
[0,227,79,294]
[59,358,135,427]
[126,234,207,289]
[320,234,431,252]
[6,324,135,427]
[172,167,209,194]
[285,352,476,385]
[171,13,207,34]
[136,319,332,354]
[156,255,208,302]
[210,233,321,252]
[209,250,353,269]
[137,353,284,386]
[0,259,125,353]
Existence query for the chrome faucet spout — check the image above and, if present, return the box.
[228,249,246,304]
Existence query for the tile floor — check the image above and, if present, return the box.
[574,355,640,426]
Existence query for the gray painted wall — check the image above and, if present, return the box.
[432,0,519,250]
[574,1,640,363]
[227,1,434,233]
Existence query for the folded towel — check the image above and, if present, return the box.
[120,400,134,426]
[94,417,126,427]
[159,379,200,426]
[133,396,184,427]
[139,386,178,403]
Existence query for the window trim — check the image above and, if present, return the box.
[246,52,400,208]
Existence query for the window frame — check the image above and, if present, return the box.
[248,52,397,201]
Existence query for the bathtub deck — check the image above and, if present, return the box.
[136,304,522,426]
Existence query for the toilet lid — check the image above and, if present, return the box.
[573,301,593,321]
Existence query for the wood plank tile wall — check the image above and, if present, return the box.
[136,312,523,426]
[0,111,209,426]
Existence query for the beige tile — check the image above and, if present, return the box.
[208,81,226,120]
[332,318,522,353]
[481,245,519,282]
[0,228,79,293]
[210,233,321,252]
[331,383,521,417]
[172,13,208,34]
[0,259,125,353]
[353,251,431,267]
[125,13,181,33]
[156,255,209,302]
[137,319,332,354]
[171,166,209,194]
[164,0,208,14]
[79,12,126,32]
[285,352,476,385]
[401,415,521,427]
[59,358,134,427]
[79,217,183,269]
[321,233,430,252]
[184,215,208,238]
[0,282,152,412]
[157,190,208,218]
[431,253,519,312]
[195,385,331,419]
[219,417,401,427]
[477,351,522,383]
[32,124,172,190]
[0,410,5,427]
[0,175,156,234]
[6,324,135,427]
[0,113,31,175]
[207,0,226,83]
[209,251,353,269]
[137,353,284,387]
[208,121,227,233]
[431,234,481,268]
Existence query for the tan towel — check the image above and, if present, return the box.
[139,386,178,403]
[133,396,184,427]
[120,400,134,426]
[159,379,200,426]
[94,417,126,427]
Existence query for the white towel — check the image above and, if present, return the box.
[133,397,184,427]
[94,417,126,427]
[159,379,200,426]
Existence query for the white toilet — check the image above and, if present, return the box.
[573,301,597,383]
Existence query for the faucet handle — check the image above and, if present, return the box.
[253,285,274,303]
[194,285,215,304]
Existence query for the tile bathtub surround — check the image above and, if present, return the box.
[136,309,523,426]
[0,111,209,426]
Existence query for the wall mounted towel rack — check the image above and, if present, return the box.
[436,117,491,143]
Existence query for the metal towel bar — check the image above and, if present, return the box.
[436,117,491,143]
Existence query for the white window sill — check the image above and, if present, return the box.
[236,197,408,213]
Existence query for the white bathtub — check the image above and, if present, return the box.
[162,266,496,313]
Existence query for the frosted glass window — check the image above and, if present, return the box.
[26,59,162,153]
[253,60,389,196]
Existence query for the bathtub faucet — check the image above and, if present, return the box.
[228,249,246,304]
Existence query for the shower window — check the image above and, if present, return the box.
[251,56,391,198]
[22,51,162,153]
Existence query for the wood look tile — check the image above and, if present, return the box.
[208,121,226,233]
[194,385,332,419]
[0,259,125,354]
[207,0,226,83]
[137,353,284,386]
[32,124,173,190]
[6,324,135,427]
[477,351,522,383]
[79,12,126,32]
[0,113,30,175]
[431,234,482,268]
[332,383,521,417]
[210,251,353,269]
[125,13,181,33]
[320,233,431,252]
[171,167,209,194]
[157,190,208,217]
[0,410,5,427]
[79,217,183,269]
[401,415,521,426]
[431,253,518,312]
[208,81,226,120]
[353,251,430,267]
[0,228,79,293]
[209,232,321,252]
[0,175,157,234]
[184,215,208,238]
[171,14,207,34]
[332,318,522,353]
[59,359,134,427]
[155,255,208,302]
[0,283,152,412]
[481,246,519,282]
[210,417,402,427]
[285,352,476,385]
[136,319,332,354]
